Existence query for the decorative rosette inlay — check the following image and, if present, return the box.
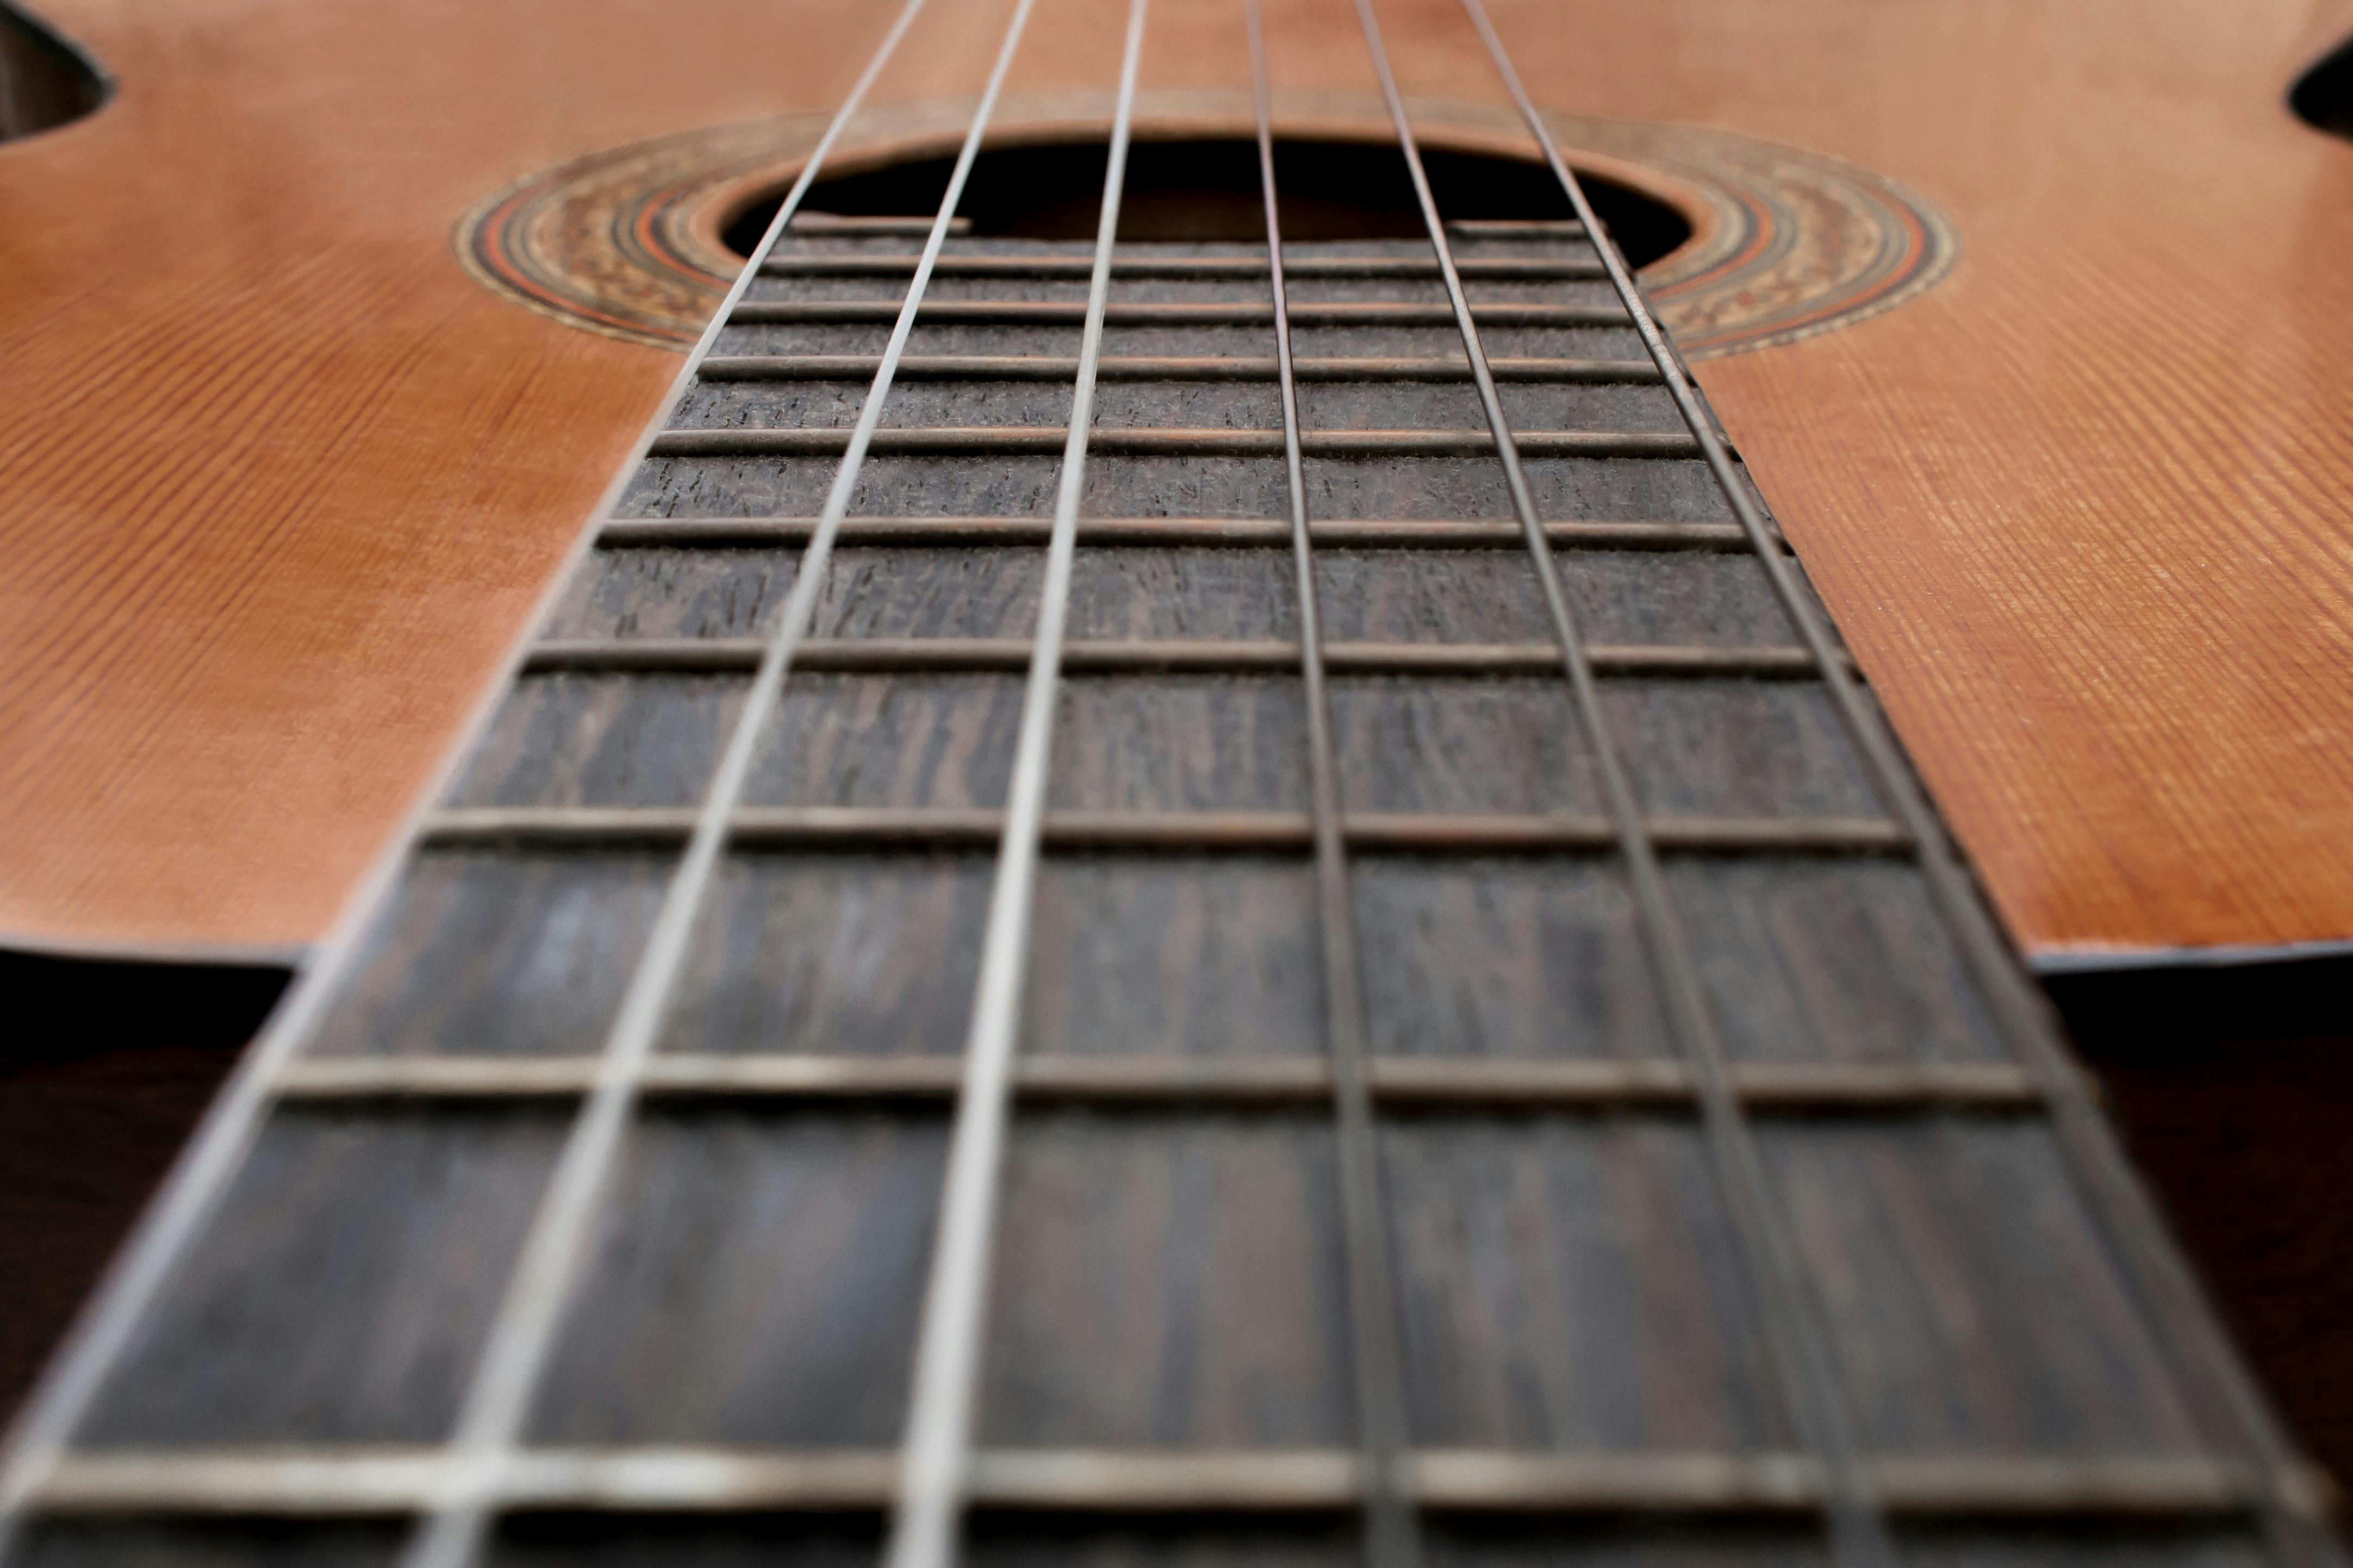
[456,90,1955,359]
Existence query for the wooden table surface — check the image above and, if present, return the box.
[2,0,2350,965]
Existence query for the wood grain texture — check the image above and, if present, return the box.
[2,0,2350,957]
[1483,0,2353,963]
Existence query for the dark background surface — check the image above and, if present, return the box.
[5,945,2349,1485]
[1,953,290,1425]
[2045,956,2353,1485]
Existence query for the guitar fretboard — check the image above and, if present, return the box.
[1,2,2332,1564]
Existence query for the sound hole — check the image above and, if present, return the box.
[0,1,108,142]
[723,135,1692,267]
[2292,33,2353,140]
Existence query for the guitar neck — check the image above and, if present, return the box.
[2,7,2332,1565]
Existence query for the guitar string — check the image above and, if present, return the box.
[1452,3,2346,1564]
[1245,5,1421,1565]
[881,3,1147,1563]
[396,2,1053,1564]
[1340,2,1900,1565]
[0,0,937,1558]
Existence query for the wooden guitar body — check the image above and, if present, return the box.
[1,0,2350,967]
[7,2,2353,1565]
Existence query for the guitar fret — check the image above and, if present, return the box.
[758,254,1608,280]
[410,805,1912,856]
[519,636,1837,678]
[595,515,1769,550]
[727,298,1629,326]
[698,353,1665,383]
[270,1053,2045,1111]
[647,426,1702,458]
[28,1446,2291,1520]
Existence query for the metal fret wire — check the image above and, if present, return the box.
[1341,3,1900,1565]
[266,1054,2042,1110]
[1453,3,2344,1562]
[698,353,1664,381]
[19,1445,2290,1519]
[400,1,1022,1562]
[881,2,1146,1564]
[1248,5,1420,1566]
[595,515,1756,547]
[0,0,941,1558]
[22,1444,2289,1518]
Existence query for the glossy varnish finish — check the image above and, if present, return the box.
[1,0,2351,958]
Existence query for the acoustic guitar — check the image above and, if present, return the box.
[3,0,2351,1565]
